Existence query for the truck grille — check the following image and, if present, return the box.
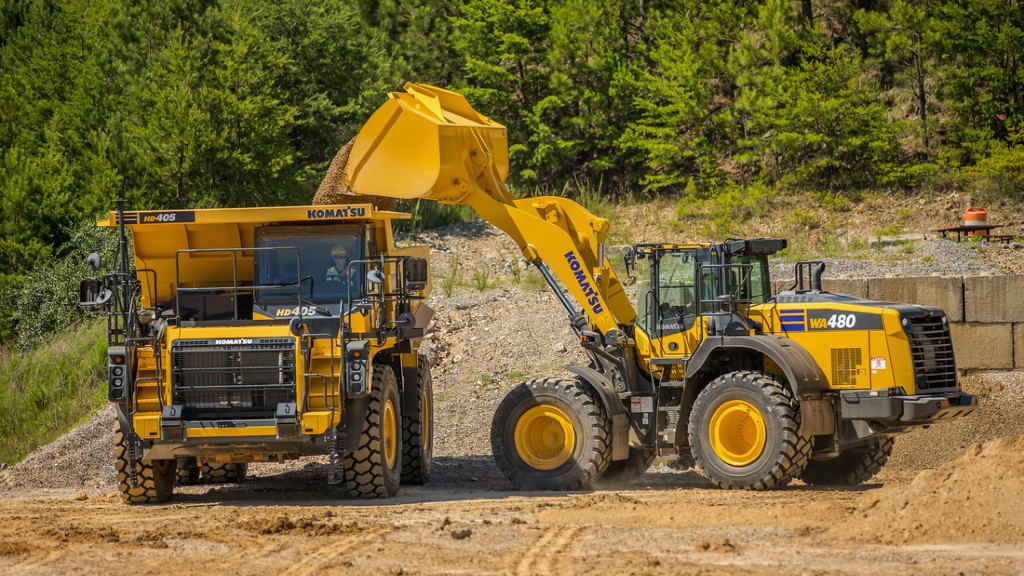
[172,338,296,418]
[903,316,956,391]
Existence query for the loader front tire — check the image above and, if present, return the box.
[344,364,402,499]
[401,354,433,485]
[201,461,247,483]
[688,371,811,490]
[491,378,611,491]
[114,421,175,504]
[799,437,894,486]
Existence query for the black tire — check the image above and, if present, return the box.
[491,378,611,491]
[114,421,175,504]
[688,371,812,490]
[175,458,200,485]
[201,461,248,483]
[401,354,433,485]
[799,437,895,486]
[593,446,657,488]
[344,363,403,499]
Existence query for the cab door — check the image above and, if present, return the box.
[635,250,709,372]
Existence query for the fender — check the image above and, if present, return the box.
[563,364,629,461]
[685,335,829,397]
[683,335,835,436]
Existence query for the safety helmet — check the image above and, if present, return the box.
[331,245,348,257]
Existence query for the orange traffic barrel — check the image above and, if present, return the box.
[965,207,988,236]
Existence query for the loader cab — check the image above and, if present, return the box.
[628,239,784,356]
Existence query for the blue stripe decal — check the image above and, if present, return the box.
[780,323,806,332]
[779,315,805,320]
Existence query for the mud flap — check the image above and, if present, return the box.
[564,364,629,461]
[340,397,370,453]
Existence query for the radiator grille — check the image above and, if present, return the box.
[172,338,296,418]
[903,315,957,391]
[831,347,862,386]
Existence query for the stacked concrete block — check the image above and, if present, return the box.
[868,276,965,322]
[964,276,1024,323]
[821,278,869,299]
[950,323,1015,371]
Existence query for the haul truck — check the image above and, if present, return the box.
[80,202,434,503]
[323,83,976,491]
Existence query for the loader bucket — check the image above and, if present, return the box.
[342,83,510,202]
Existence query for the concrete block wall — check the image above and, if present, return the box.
[775,275,1023,371]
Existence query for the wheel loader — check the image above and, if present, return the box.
[80,202,434,503]
[319,82,976,491]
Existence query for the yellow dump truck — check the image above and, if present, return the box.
[328,83,976,490]
[81,202,433,502]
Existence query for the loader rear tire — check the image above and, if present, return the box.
[593,446,657,488]
[491,378,611,491]
[344,364,402,499]
[688,371,811,490]
[201,462,247,483]
[799,437,894,486]
[401,354,433,485]
[114,421,175,504]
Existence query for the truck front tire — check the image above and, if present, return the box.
[688,371,811,490]
[344,364,402,498]
[114,421,175,504]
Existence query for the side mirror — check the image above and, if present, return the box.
[80,278,113,309]
[86,253,102,272]
[404,257,428,290]
[366,269,386,285]
[622,276,637,287]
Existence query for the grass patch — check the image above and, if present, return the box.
[440,252,461,296]
[0,319,108,466]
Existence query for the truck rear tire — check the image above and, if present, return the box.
[176,458,200,485]
[201,461,247,483]
[344,364,402,499]
[491,378,611,491]
[799,437,894,486]
[688,371,811,490]
[114,421,175,504]
[593,446,656,488]
[401,354,433,485]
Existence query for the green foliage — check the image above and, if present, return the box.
[472,266,491,291]
[0,320,108,466]
[2,224,118,347]
[440,252,461,297]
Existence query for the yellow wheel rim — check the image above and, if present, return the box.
[513,405,575,471]
[383,398,397,468]
[709,399,767,467]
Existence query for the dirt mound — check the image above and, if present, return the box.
[312,139,397,210]
[841,434,1024,544]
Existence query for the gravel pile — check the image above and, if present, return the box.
[770,238,1005,281]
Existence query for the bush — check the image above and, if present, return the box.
[6,224,118,349]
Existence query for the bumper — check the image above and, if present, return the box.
[839,390,977,427]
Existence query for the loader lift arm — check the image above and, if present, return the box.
[335,84,637,342]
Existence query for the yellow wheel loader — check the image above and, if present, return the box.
[80,202,433,503]
[324,82,976,491]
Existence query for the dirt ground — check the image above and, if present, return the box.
[4,214,1024,575]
